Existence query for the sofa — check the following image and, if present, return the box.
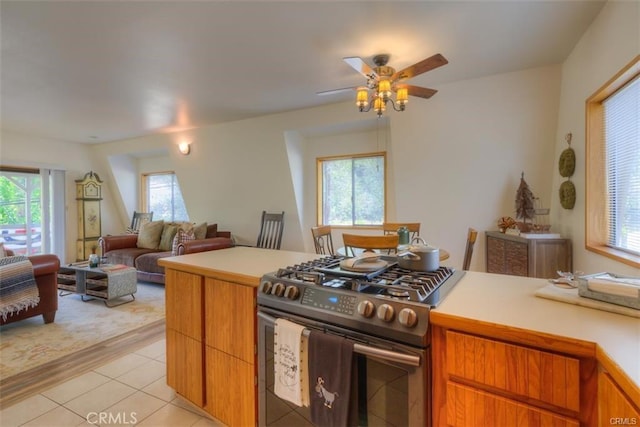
[99,223,233,284]
[0,251,61,326]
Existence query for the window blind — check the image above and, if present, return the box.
[604,75,640,255]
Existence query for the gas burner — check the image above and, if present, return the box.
[272,256,459,304]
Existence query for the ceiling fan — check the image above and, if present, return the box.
[318,53,448,116]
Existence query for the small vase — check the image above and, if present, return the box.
[89,253,99,268]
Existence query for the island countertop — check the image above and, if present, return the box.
[159,247,639,399]
[431,270,640,403]
[158,246,319,286]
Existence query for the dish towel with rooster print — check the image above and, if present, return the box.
[274,318,309,406]
[308,330,354,426]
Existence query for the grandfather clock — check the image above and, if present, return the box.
[76,171,103,261]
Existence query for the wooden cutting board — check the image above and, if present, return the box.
[535,284,640,318]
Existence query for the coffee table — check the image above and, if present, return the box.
[58,262,137,307]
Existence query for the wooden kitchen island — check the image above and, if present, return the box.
[430,272,640,426]
[160,247,639,427]
[158,247,319,427]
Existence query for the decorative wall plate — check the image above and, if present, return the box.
[559,147,576,177]
[559,180,576,209]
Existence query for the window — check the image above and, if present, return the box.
[142,172,188,222]
[586,56,639,268]
[317,152,386,226]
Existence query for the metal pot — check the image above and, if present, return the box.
[397,237,440,271]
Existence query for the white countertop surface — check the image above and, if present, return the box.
[158,246,320,286]
[433,271,640,393]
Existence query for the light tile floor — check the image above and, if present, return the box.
[0,338,226,427]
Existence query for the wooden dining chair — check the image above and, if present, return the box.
[382,222,421,240]
[342,233,399,257]
[129,211,153,233]
[311,225,334,255]
[256,211,285,250]
[462,228,478,270]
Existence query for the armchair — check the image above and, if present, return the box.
[1,251,60,326]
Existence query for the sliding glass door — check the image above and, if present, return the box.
[0,169,43,255]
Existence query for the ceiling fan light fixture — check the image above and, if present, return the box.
[378,79,392,101]
[396,87,408,111]
[356,88,369,111]
[373,98,386,117]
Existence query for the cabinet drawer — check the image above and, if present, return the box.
[446,381,579,427]
[445,331,580,412]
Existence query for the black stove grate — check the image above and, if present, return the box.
[273,255,455,303]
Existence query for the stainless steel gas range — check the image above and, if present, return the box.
[257,255,465,426]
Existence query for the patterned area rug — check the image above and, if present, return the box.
[0,282,165,378]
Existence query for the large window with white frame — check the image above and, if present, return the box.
[317,152,386,226]
[586,56,639,268]
[142,172,189,222]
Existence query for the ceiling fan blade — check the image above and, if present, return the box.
[405,85,438,99]
[391,53,448,82]
[316,87,357,96]
[343,57,378,80]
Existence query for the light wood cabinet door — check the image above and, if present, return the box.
[446,382,579,427]
[205,347,256,427]
[446,330,580,411]
[165,269,203,340]
[204,278,256,364]
[166,329,204,407]
[599,371,640,424]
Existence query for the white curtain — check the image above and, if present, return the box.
[40,168,66,261]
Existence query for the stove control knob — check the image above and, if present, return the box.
[398,308,418,328]
[271,282,286,297]
[357,300,375,318]
[261,281,273,294]
[376,304,395,322]
[284,285,300,300]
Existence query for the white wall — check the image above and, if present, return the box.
[551,0,640,277]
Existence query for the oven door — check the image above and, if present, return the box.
[257,308,429,427]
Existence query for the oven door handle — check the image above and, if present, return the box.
[257,311,421,367]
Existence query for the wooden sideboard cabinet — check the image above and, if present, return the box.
[485,231,572,278]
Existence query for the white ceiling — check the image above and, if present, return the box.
[1,0,606,144]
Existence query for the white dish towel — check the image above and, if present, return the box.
[274,318,309,407]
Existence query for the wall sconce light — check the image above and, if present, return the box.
[178,141,191,155]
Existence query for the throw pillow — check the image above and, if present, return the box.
[158,224,179,251]
[0,242,6,258]
[171,228,196,256]
[124,226,138,234]
[193,222,208,240]
[136,220,165,249]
